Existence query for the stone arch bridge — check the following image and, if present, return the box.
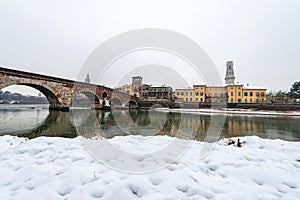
[0,67,137,111]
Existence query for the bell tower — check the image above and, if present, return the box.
[85,73,91,83]
[132,76,143,95]
[225,61,235,85]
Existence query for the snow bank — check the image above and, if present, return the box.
[165,108,300,117]
[1,135,300,199]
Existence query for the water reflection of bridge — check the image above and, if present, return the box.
[2,109,300,141]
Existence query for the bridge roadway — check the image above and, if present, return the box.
[0,66,136,111]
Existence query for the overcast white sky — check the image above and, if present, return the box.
[0,0,300,95]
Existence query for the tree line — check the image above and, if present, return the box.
[267,81,300,104]
[0,91,48,104]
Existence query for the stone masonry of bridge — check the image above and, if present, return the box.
[0,67,133,111]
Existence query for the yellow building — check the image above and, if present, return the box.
[225,84,244,103]
[175,84,266,103]
[205,86,227,103]
[119,84,133,94]
[175,88,196,103]
[194,85,206,102]
[175,61,267,103]
[117,76,142,97]
[242,86,267,103]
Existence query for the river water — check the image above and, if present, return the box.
[0,104,299,141]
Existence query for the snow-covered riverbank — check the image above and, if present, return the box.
[164,108,300,117]
[1,135,300,199]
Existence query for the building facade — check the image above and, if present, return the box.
[148,85,173,100]
[116,78,174,101]
[175,61,267,103]
[175,84,266,103]
[116,76,142,97]
[117,84,133,94]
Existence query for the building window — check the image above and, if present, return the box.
[256,92,260,97]
[238,92,241,96]
[250,92,253,97]
[181,92,184,96]
[245,99,247,103]
[244,92,248,96]
[261,92,265,97]
[190,98,192,101]
[196,98,198,101]
[195,92,199,96]
[186,98,188,102]
[231,98,234,103]
[186,92,188,96]
[200,92,204,96]
[238,99,242,103]
[200,98,203,102]
[190,92,193,96]
[231,92,234,96]
[250,99,252,103]
[176,92,180,96]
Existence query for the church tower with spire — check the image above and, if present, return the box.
[225,61,235,85]
[85,73,91,83]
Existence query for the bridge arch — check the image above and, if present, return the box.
[0,83,60,109]
[125,99,138,109]
[79,91,101,108]
[110,97,122,107]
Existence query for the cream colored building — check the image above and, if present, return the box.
[119,84,133,94]
[116,76,142,97]
[175,84,266,103]
[175,88,196,102]
[175,61,267,103]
